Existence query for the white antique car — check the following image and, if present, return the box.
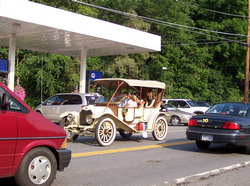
[59,78,168,146]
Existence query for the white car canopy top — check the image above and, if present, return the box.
[95,78,166,90]
[0,0,161,92]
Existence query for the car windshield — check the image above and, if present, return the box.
[206,103,250,116]
[164,104,179,111]
[186,100,198,106]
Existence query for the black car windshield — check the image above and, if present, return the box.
[206,103,250,116]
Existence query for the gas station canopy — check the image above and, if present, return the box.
[0,0,161,57]
[0,0,161,92]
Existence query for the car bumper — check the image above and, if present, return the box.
[180,117,190,123]
[57,148,71,171]
[186,127,250,146]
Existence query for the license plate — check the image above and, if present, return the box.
[201,134,213,141]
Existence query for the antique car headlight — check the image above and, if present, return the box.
[86,115,93,124]
[67,113,75,122]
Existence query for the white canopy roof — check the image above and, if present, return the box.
[95,78,166,90]
[0,0,161,57]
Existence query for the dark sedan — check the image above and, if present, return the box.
[186,102,250,153]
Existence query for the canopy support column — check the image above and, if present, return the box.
[8,34,16,91]
[80,48,87,93]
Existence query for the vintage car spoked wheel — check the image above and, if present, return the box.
[59,118,78,142]
[171,116,180,126]
[196,141,210,149]
[14,147,57,186]
[95,118,116,146]
[119,129,132,138]
[152,116,168,141]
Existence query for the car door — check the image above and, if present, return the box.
[176,101,190,112]
[41,95,58,121]
[65,95,83,112]
[0,88,18,176]
[55,95,72,121]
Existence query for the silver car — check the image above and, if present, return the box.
[35,93,99,123]
[160,104,195,126]
[162,99,209,115]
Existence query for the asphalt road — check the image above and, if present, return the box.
[2,125,250,186]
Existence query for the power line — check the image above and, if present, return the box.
[162,40,244,47]
[70,0,247,44]
[176,0,249,19]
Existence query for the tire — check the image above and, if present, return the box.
[59,118,78,142]
[171,116,181,126]
[195,112,204,115]
[14,147,57,186]
[119,129,132,138]
[196,140,210,149]
[152,116,168,141]
[244,145,250,154]
[36,111,43,116]
[95,118,116,147]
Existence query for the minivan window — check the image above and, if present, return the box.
[55,95,69,105]
[67,95,82,105]
[86,96,99,105]
[44,96,57,106]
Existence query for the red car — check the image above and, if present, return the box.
[0,82,71,186]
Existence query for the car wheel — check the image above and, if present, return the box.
[36,111,43,116]
[95,118,116,146]
[152,116,168,141]
[196,141,210,149]
[244,145,250,154]
[119,129,132,138]
[14,147,57,186]
[171,116,181,126]
[59,118,78,142]
[195,112,204,115]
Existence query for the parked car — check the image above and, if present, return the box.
[162,99,209,115]
[59,78,169,146]
[186,102,250,153]
[35,92,100,123]
[160,103,195,126]
[194,100,212,107]
[0,82,71,186]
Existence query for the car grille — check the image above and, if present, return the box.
[80,109,93,125]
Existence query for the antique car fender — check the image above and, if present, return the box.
[92,113,137,133]
[60,111,80,124]
[146,112,168,130]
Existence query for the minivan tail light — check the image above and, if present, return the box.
[188,119,197,126]
[223,121,241,130]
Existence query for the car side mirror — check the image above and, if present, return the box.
[2,93,10,109]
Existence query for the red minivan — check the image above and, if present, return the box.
[0,82,71,186]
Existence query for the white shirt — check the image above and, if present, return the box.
[127,99,138,107]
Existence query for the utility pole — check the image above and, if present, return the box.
[245,0,250,103]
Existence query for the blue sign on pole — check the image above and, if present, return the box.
[0,59,8,73]
[89,70,102,81]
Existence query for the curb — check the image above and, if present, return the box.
[164,160,250,186]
